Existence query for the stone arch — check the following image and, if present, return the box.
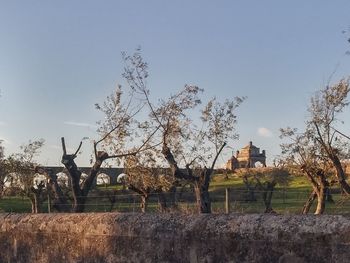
[254,161,265,168]
[56,172,69,187]
[33,173,47,188]
[4,173,22,189]
[41,166,125,186]
[96,173,111,186]
[117,173,128,184]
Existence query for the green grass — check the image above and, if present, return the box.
[209,174,350,214]
[97,184,125,191]
[2,175,350,214]
[0,196,32,213]
[210,174,245,188]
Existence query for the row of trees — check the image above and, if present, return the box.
[0,49,245,214]
[0,49,349,215]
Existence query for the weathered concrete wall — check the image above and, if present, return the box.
[0,213,350,263]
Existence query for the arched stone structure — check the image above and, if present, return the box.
[226,141,266,170]
[43,166,124,186]
[96,173,111,185]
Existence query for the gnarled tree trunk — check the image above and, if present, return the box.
[330,153,350,195]
[61,137,110,213]
[302,190,317,214]
[161,141,224,214]
[243,175,257,201]
[47,174,70,212]
[194,169,212,213]
[140,194,148,213]
[262,182,276,213]
[301,167,327,215]
[29,182,45,213]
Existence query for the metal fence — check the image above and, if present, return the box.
[1,188,350,214]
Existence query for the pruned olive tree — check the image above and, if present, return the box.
[307,78,350,194]
[59,88,158,212]
[122,49,245,213]
[280,127,334,215]
[280,78,350,214]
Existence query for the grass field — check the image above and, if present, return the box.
[1,174,350,214]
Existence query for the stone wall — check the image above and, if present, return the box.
[0,213,350,262]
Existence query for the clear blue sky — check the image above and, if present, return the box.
[0,1,350,167]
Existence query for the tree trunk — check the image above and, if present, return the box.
[33,193,42,213]
[61,137,109,213]
[326,188,334,203]
[29,197,36,213]
[62,158,104,213]
[302,168,327,215]
[68,167,84,213]
[157,192,167,212]
[72,196,86,213]
[243,176,256,201]
[162,142,211,213]
[314,172,327,215]
[61,153,84,212]
[262,183,275,213]
[47,182,70,212]
[140,195,148,213]
[46,172,70,212]
[194,180,211,213]
[82,157,105,196]
[106,190,117,212]
[168,186,177,209]
[314,190,326,215]
[71,161,103,213]
[30,185,44,213]
[330,154,350,195]
[302,190,317,214]
[158,186,178,211]
[29,194,41,213]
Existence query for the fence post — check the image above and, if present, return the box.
[47,194,51,213]
[225,188,230,214]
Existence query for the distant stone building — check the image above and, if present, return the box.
[226,141,266,170]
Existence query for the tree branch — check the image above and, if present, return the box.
[73,141,83,157]
[332,127,350,140]
[210,142,226,171]
[61,137,67,155]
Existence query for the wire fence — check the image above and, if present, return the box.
[1,188,350,214]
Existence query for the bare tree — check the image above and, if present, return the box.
[60,133,155,212]
[122,49,245,213]
[307,78,350,194]
[280,128,333,215]
[6,139,46,213]
[279,78,350,214]
[58,64,159,212]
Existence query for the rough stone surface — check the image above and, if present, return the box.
[0,213,350,262]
